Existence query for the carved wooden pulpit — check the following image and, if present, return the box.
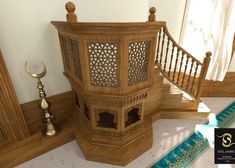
[52,3,161,165]
[52,2,211,166]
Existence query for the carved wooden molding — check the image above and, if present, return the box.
[0,50,29,143]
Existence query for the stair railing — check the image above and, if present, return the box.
[155,24,211,103]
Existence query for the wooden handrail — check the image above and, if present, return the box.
[155,24,211,101]
[162,25,202,65]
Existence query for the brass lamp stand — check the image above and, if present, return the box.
[25,62,57,137]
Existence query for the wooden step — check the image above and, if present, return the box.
[162,83,171,93]
[161,92,183,103]
[161,81,196,110]
[160,99,196,111]
[150,69,197,112]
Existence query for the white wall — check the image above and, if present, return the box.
[0,0,148,104]
[148,0,187,42]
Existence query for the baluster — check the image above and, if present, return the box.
[155,27,162,64]
[159,28,165,65]
[181,55,189,88]
[186,59,194,90]
[172,48,180,82]
[190,62,199,93]
[168,43,175,77]
[163,36,170,72]
[177,51,184,84]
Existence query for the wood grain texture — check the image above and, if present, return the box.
[21,91,75,134]
[52,19,164,166]
[74,106,153,166]
[0,119,75,168]
[157,111,209,120]
[50,6,210,165]
[201,72,235,97]
[0,89,210,168]
[0,50,29,144]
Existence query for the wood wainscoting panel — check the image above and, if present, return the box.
[21,91,75,134]
[0,50,29,143]
[0,129,5,142]
[0,118,76,168]
[0,90,76,168]
[0,127,8,147]
[202,72,235,97]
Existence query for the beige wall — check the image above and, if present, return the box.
[149,0,187,42]
[0,0,191,104]
[0,0,148,104]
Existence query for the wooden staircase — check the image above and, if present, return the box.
[161,80,196,110]
[152,23,212,111]
[145,69,198,114]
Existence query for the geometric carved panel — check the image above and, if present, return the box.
[128,41,150,86]
[60,35,71,71]
[88,42,118,87]
[71,39,82,81]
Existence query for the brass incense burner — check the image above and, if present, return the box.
[25,61,57,137]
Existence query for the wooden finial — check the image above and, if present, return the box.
[148,7,156,22]
[65,1,77,22]
[206,51,212,57]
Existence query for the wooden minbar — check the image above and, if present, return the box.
[52,2,163,165]
[51,2,212,165]
[0,2,212,167]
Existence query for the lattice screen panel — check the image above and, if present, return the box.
[128,41,150,86]
[60,35,71,71]
[88,42,118,87]
[71,39,82,81]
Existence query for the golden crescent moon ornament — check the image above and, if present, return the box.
[25,61,47,78]
[24,60,57,137]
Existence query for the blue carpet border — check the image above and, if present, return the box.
[150,102,235,168]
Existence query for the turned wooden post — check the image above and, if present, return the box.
[195,52,212,106]
[148,7,156,22]
[65,1,77,22]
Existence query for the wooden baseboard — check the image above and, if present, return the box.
[202,72,235,97]
[0,90,76,168]
[0,119,76,168]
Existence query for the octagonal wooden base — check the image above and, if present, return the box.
[74,112,153,166]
